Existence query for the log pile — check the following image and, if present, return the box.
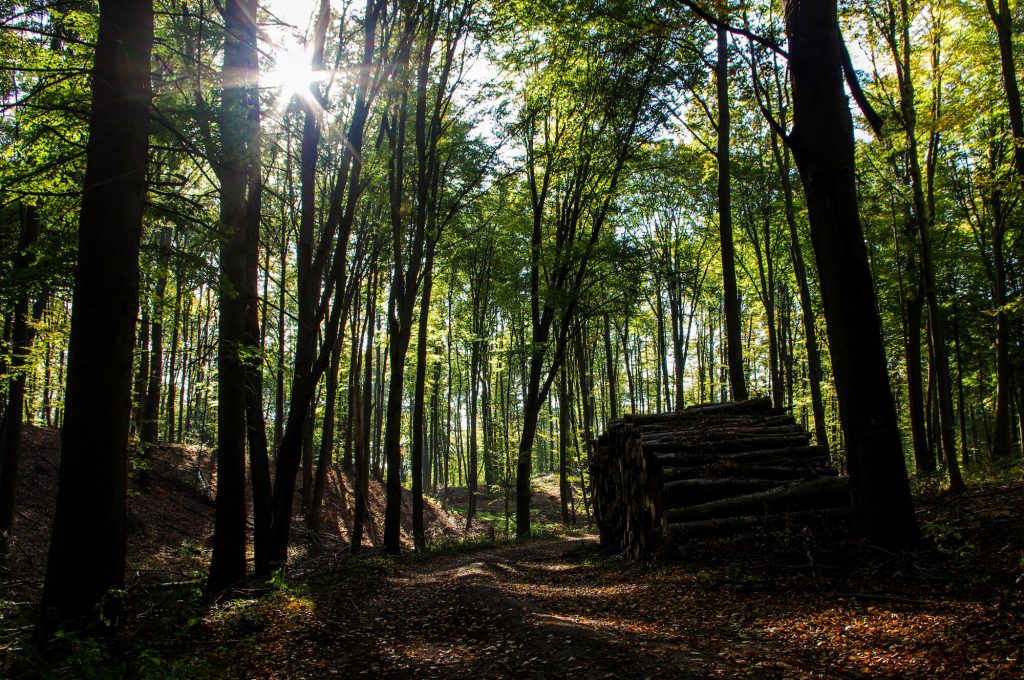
[590,399,850,560]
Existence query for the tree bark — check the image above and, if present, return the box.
[0,205,41,561]
[139,226,171,486]
[716,25,747,401]
[40,0,153,626]
[209,0,260,594]
[783,0,919,549]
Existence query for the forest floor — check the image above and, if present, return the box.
[2,425,1024,678]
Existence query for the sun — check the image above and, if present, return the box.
[265,45,320,107]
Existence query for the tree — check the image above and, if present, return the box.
[508,6,669,537]
[208,0,262,593]
[40,0,154,625]
[715,22,748,402]
[782,0,919,548]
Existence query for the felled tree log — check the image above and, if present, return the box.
[590,399,850,559]
[669,507,853,539]
[665,475,850,524]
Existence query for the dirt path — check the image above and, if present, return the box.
[224,526,1023,679]
[228,538,708,679]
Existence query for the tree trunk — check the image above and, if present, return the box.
[209,0,260,594]
[40,0,153,626]
[139,226,171,485]
[603,314,618,420]
[716,25,747,402]
[0,205,41,561]
[783,0,919,548]
[352,262,378,554]
[411,248,436,550]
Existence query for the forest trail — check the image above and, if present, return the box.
[229,536,709,679]
[224,493,1024,680]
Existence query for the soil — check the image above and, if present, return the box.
[2,424,1024,678]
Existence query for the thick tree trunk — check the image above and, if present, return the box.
[40,0,153,625]
[209,0,260,594]
[783,0,919,549]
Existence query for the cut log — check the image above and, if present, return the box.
[652,445,828,468]
[668,507,853,539]
[641,434,812,456]
[665,476,851,524]
[663,478,785,507]
[591,400,851,559]
[662,464,834,482]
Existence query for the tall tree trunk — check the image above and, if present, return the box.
[40,0,153,626]
[165,245,183,443]
[979,0,1019,463]
[411,247,436,550]
[558,366,571,525]
[306,327,344,552]
[209,0,260,594]
[0,205,40,561]
[268,0,378,566]
[774,131,829,453]
[784,0,919,548]
[352,261,378,554]
[139,226,171,485]
[985,0,1024,183]
[603,314,618,420]
[716,25,747,402]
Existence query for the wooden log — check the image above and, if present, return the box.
[637,424,805,444]
[662,464,836,482]
[651,445,828,468]
[633,414,797,435]
[668,507,853,539]
[663,478,785,507]
[643,433,813,455]
[591,400,850,558]
[625,398,775,426]
[665,476,851,524]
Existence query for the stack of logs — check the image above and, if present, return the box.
[590,399,851,560]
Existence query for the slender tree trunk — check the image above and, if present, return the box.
[307,327,344,552]
[603,314,618,420]
[411,247,436,550]
[165,247,183,442]
[133,311,149,436]
[985,0,1024,183]
[558,366,571,525]
[716,25,747,401]
[0,205,40,561]
[352,262,377,554]
[887,0,963,491]
[140,226,171,484]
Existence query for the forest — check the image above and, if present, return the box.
[1,0,1023,676]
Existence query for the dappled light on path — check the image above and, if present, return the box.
[221,532,1024,679]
